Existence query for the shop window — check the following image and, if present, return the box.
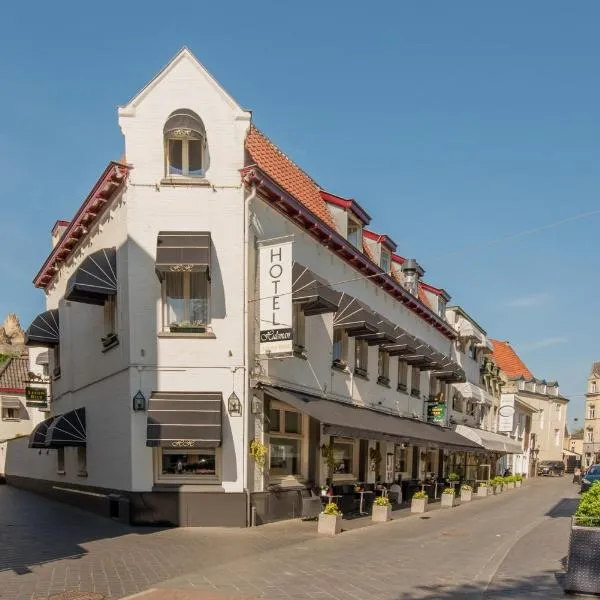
[332,328,348,367]
[292,303,306,352]
[268,403,305,480]
[411,366,421,397]
[57,447,65,474]
[354,338,369,378]
[397,360,408,392]
[332,442,354,477]
[377,349,390,386]
[394,445,407,472]
[77,447,88,477]
[163,271,210,331]
[158,448,218,481]
[164,109,207,178]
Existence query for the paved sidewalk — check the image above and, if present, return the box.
[0,478,577,599]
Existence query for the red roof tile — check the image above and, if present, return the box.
[490,340,534,379]
[0,356,28,393]
[245,126,336,229]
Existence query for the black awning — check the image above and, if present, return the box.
[382,330,418,356]
[45,408,86,447]
[333,294,378,336]
[147,391,222,448]
[355,315,397,345]
[29,416,56,448]
[65,248,117,306]
[292,263,342,315]
[155,232,211,280]
[25,309,60,347]
[263,386,484,452]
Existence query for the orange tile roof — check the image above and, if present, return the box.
[490,339,534,379]
[245,126,336,230]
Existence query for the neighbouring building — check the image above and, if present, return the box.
[583,362,600,467]
[491,340,569,476]
[6,48,531,526]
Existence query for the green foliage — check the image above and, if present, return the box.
[249,439,267,468]
[0,353,12,365]
[492,476,504,486]
[575,481,600,526]
[322,502,342,516]
[461,484,473,492]
[515,474,524,481]
[478,482,488,487]
[447,472,459,481]
[412,491,427,499]
[442,487,455,495]
[374,495,391,507]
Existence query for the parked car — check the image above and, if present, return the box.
[537,460,565,477]
[581,465,600,492]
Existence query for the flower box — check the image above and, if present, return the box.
[411,497,428,514]
[169,324,206,333]
[477,486,489,498]
[492,485,501,495]
[515,480,522,488]
[565,521,600,594]
[461,488,473,502]
[441,493,457,508]
[506,481,515,490]
[318,513,342,536]
[372,504,392,522]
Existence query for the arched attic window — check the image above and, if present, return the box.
[164,109,207,177]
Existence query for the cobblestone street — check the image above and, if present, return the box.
[0,478,577,599]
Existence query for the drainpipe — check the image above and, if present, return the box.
[243,182,257,526]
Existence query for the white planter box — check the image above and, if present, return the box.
[515,480,522,488]
[506,482,515,489]
[318,513,342,536]
[461,489,473,502]
[492,485,501,495]
[477,486,489,498]
[441,493,457,508]
[411,497,428,513]
[372,504,392,522]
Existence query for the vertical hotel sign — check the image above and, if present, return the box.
[259,238,293,355]
[498,393,516,433]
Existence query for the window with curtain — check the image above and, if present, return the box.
[163,109,207,178]
[397,360,408,392]
[411,366,421,397]
[354,338,369,377]
[163,271,209,330]
[292,303,305,351]
[268,402,305,480]
[332,328,348,366]
[378,349,390,385]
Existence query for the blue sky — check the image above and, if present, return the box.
[1,1,597,425]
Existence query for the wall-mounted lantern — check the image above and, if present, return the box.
[228,391,242,417]
[133,390,146,412]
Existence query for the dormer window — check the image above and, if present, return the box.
[347,221,362,249]
[164,109,207,178]
[380,250,390,274]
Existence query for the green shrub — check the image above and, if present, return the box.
[461,484,473,492]
[322,502,342,517]
[448,472,460,481]
[374,495,391,507]
[478,482,488,487]
[575,481,600,526]
[412,491,427,499]
[442,487,455,495]
[515,474,523,481]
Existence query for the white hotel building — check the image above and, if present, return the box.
[6,49,511,526]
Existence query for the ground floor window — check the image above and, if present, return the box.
[269,437,301,477]
[158,448,218,480]
[332,442,354,477]
[57,447,65,474]
[77,447,87,477]
[394,445,407,473]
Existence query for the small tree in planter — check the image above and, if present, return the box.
[477,482,489,498]
[492,476,504,494]
[565,482,600,594]
[318,502,342,536]
[460,484,473,502]
[411,490,428,514]
[515,474,523,488]
[505,476,516,490]
[441,487,457,508]
[372,495,392,522]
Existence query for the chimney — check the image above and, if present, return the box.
[401,258,424,297]
[51,220,70,248]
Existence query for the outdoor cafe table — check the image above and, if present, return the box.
[355,490,374,515]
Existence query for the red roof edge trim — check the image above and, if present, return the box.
[34,161,131,289]
[0,388,25,394]
[363,229,398,251]
[51,220,71,235]
[244,167,456,340]
[319,190,372,225]
[420,281,451,302]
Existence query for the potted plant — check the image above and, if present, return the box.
[441,487,457,508]
[169,320,206,333]
[492,476,503,494]
[448,472,460,482]
[460,484,473,502]
[565,482,600,594]
[318,502,342,535]
[477,482,489,498]
[505,475,516,490]
[515,474,523,488]
[411,490,428,514]
[372,495,392,522]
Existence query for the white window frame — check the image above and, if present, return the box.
[1,406,19,420]
[162,271,211,331]
[380,249,391,274]
[165,134,205,178]
[347,220,362,249]
[268,400,308,483]
[155,447,221,484]
[332,328,348,366]
[330,439,358,482]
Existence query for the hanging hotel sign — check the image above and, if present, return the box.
[259,237,293,356]
[427,403,446,424]
[498,394,516,432]
[25,386,48,408]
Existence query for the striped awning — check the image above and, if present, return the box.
[333,294,378,336]
[155,232,211,280]
[453,382,494,405]
[292,263,342,315]
[29,416,56,448]
[25,309,60,347]
[45,408,86,447]
[355,315,397,346]
[65,248,117,306]
[146,391,222,448]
